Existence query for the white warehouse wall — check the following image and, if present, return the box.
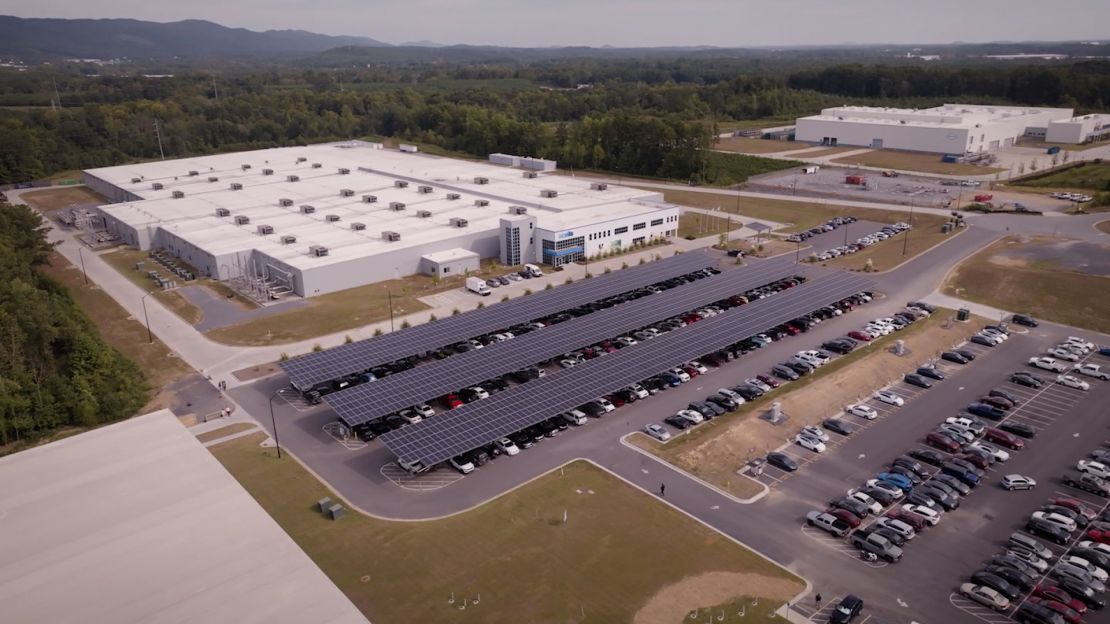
[795,118,970,154]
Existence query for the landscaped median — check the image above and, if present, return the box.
[631,308,974,500]
[210,434,804,624]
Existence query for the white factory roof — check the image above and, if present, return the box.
[86,141,668,270]
[0,409,368,624]
[799,104,1073,130]
[422,247,479,263]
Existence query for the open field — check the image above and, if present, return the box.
[825,214,959,272]
[18,186,105,211]
[712,118,796,132]
[832,149,1004,175]
[637,310,964,499]
[713,137,798,154]
[1011,161,1110,191]
[210,434,803,624]
[943,235,1110,333]
[195,423,256,443]
[678,212,744,239]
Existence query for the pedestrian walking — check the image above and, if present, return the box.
[815,593,822,606]
[659,483,666,497]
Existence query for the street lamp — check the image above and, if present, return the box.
[267,389,283,459]
[77,246,89,285]
[140,291,155,343]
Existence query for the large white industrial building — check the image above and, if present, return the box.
[84,142,679,298]
[795,104,1083,154]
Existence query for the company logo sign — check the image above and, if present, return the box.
[558,230,575,239]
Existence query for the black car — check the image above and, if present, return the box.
[918,484,960,510]
[1053,577,1107,610]
[830,497,871,517]
[983,565,1035,591]
[730,385,763,401]
[1015,602,1067,624]
[909,448,947,466]
[508,431,534,449]
[967,402,1006,421]
[690,401,723,418]
[906,490,938,508]
[383,413,407,430]
[1012,313,1039,327]
[903,373,933,389]
[766,452,798,472]
[786,361,813,376]
[891,456,927,478]
[580,402,606,417]
[707,394,739,411]
[971,571,1020,600]
[970,334,999,347]
[772,364,800,381]
[862,486,897,506]
[990,555,1038,578]
[979,395,1013,410]
[1011,373,1043,388]
[955,348,977,361]
[907,301,937,313]
[823,419,854,436]
[1000,422,1036,438]
[664,415,692,430]
[546,416,569,432]
[917,367,945,381]
[933,474,972,496]
[988,388,1021,405]
[524,425,546,443]
[941,351,970,365]
[829,594,864,624]
[822,340,854,355]
[1026,518,1071,545]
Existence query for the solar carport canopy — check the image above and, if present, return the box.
[327,257,801,427]
[279,251,716,390]
[381,272,873,466]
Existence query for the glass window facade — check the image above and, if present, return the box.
[541,235,584,267]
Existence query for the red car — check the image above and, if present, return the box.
[1086,528,1110,544]
[603,394,626,408]
[958,453,991,470]
[782,325,801,336]
[848,330,873,342]
[756,374,781,389]
[984,428,1025,450]
[442,393,463,409]
[1051,498,1098,522]
[681,365,700,378]
[884,509,926,532]
[1028,597,1083,624]
[1033,585,1088,615]
[925,432,960,453]
[824,507,862,528]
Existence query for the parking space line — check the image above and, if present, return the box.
[948,594,1012,624]
[799,525,889,568]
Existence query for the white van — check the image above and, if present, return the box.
[466,276,491,296]
[523,263,544,278]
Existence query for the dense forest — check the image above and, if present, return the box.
[0,204,147,447]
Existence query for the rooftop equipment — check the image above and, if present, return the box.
[312,163,322,169]
[287,175,300,182]
[449,218,469,228]
[394,180,409,188]
[474,199,490,207]
[234,215,250,225]
[130,177,141,184]
[523,171,538,179]
[262,168,274,175]
[257,224,274,235]
[390,202,406,211]
[188,170,199,177]
[350,222,367,231]
[152,182,164,190]
[241,164,252,170]
[509,206,528,215]
[382,231,401,241]
[362,195,378,203]
[230,182,243,190]
[281,235,297,244]
[474,176,490,185]
[446,193,461,200]
[208,176,219,183]
[540,189,558,198]
[416,210,432,218]
[326,214,341,222]
[338,168,350,175]
[300,205,316,214]
[171,190,185,199]
[590,182,608,191]
[215,208,231,217]
[340,189,354,197]
[279,198,294,207]
[309,245,329,257]
[418,185,433,194]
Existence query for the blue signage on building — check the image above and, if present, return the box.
[558,230,575,239]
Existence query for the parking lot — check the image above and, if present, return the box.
[752,166,983,209]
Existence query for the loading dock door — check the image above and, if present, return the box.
[871,138,883,148]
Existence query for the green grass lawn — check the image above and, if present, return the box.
[1012,162,1110,191]
[678,212,745,239]
[832,149,1004,175]
[713,137,799,154]
[210,434,803,624]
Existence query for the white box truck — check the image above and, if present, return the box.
[523,263,544,278]
[466,277,491,296]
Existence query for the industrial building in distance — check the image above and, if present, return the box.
[795,104,1106,154]
[83,141,680,299]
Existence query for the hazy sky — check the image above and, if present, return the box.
[6,0,1109,47]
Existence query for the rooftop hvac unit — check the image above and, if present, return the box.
[296,157,307,163]
[355,194,375,204]
[325,214,341,222]
[287,175,300,182]
[300,205,316,214]
[130,177,141,184]
[230,182,243,190]
[394,180,409,188]
[311,163,322,169]
[446,193,461,200]
[350,222,367,231]
[171,190,185,199]
[241,164,252,170]
[262,168,274,175]
[338,168,350,175]
[389,202,406,211]
[208,176,219,183]
[152,182,164,190]
[234,215,250,225]
[382,231,401,241]
[309,245,329,257]
[188,170,199,177]
[416,210,432,218]
[418,185,433,194]
[340,189,355,197]
[279,198,294,207]
[215,208,231,217]
[509,206,528,215]
[257,224,274,235]
[474,199,490,207]
[522,171,538,179]
[281,234,297,244]
[590,182,608,191]
[449,218,469,228]
[474,176,490,185]
[540,189,558,198]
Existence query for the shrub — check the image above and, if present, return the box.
[374,328,384,336]
[604,266,612,274]
[502,295,510,302]
[476,302,486,309]
[452,307,461,316]
[428,313,438,322]
[312,343,323,352]
[401,320,412,329]
[344,335,353,344]
[545,283,553,290]
[279,352,290,361]
[524,288,533,295]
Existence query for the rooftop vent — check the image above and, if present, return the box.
[208,176,219,183]
[215,208,231,217]
[449,218,469,228]
[418,185,433,194]
[296,157,307,163]
[350,222,367,231]
[382,231,401,241]
[540,189,558,198]
[171,190,185,199]
[262,168,274,176]
[309,245,329,257]
[311,162,322,169]
[241,164,252,171]
[188,170,199,177]
[279,198,293,207]
[509,206,528,215]
[474,176,490,185]
[338,168,350,175]
[362,194,378,203]
[474,199,490,207]
[590,182,608,191]
[152,182,164,190]
[389,202,406,211]
[340,189,355,197]
[230,182,243,190]
[287,175,300,183]
[234,215,251,225]
[446,193,461,200]
[523,171,538,179]
[257,224,274,235]
[394,180,409,188]
[130,177,141,184]
[416,210,432,218]
[280,234,297,244]
[325,214,341,222]
[300,204,316,214]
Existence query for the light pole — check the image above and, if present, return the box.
[77,246,89,285]
[387,288,395,333]
[268,389,283,459]
[794,239,801,265]
[140,291,154,343]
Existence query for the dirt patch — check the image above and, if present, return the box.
[634,571,800,624]
[1096,220,1110,235]
[233,362,282,382]
[18,186,105,212]
[831,149,1003,175]
[195,423,257,443]
[714,137,798,154]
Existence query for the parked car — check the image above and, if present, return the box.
[960,584,1010,611]
[644,424,672,442]
[823,419,854,436]
[766,452,798,472]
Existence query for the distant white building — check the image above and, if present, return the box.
[795,104,1077,154]
[1046,113,1110,144]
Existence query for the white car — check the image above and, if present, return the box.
[959,584,1010,612]
[866,324,893,336]
[801,426,830,443]
[1062,555,1109,582]
[686,361,709,374]
[847,491,882,515]
[967,441,1010,462]
[1074,363,1110,380]
[1028,357,1067,373]
[1077,460,1110,478]
[1001,474,1037,491]
[669,368,691,383]
[847,404,879,420]
[644,424,672,442]
[1079,541,1110,558]
[676,409,704,425]
[467,386,490,400]
[901,504,942,526]
[625,384,650,399]
[595,398,616,413]
[865,480,905,500]
[494,437,521,456]
[1066,336,1095,350]
[875,517,916,540]
[795,433,827,453]
[413,404,435,419]
[873,390,905,406]
[1057,374,1091,391]
[945,416,986,435]
[449,455,475,474]
[1048,348,1081,362]
[936,424,975,445]
[559,358,580,369]
[1030,511,1077,533]
[1005,549,1049,573]
[717,388,744,403]
[1059,342,1091,356]
[745,378,772,392]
